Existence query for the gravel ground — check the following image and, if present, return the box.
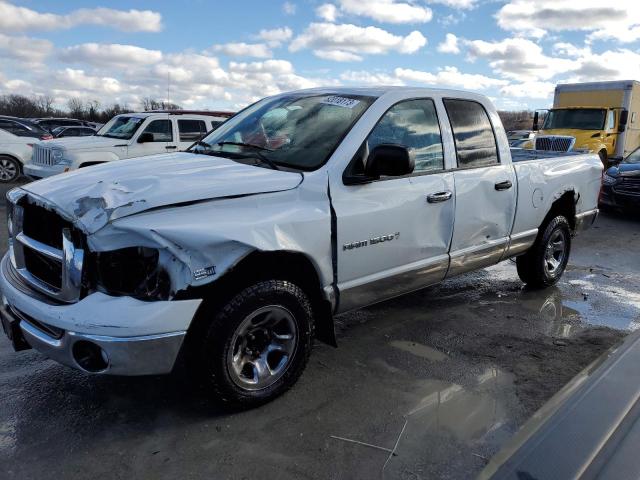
[0,178,637,479]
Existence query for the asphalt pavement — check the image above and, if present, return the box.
[0,178,637,479]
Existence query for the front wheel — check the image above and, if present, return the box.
[0,156,20,183]
[191,280,314,407]
[516,216,571,289]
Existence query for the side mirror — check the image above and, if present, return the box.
[365,144,415,178]
[137,132,154,143]
[619,110,628,133]
[532,111,539,131]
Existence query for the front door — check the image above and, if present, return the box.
[331,98,455,313]
[442,98,517,277]
[129,118,174,158]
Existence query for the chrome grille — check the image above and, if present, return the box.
[614,177,640,195]
[32,144,54,166]
[8,196,84,303]
[535,136,575,152]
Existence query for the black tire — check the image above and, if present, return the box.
[0,156,21,183]
[516,216,571,289]
[191,280,314,407]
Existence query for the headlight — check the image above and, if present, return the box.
[602,173,619,185]
[51,148,64,164]
[6,189,24,239]
[94,247,171,300]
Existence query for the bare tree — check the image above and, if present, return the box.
[67,97,86,119]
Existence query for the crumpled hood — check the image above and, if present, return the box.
[21,152,303,234]
[43,135,123,151]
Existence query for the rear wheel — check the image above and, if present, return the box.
[191,280,314,407]
[517,216,571,289]
[0,156,20,183]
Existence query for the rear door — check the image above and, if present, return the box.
[177,119,208,150]
[332,98,455,312]
[443,98,517,277]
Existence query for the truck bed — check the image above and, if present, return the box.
[510,148,585,162]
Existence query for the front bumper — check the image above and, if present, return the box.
[600,184,640,210]
[23,163,67,179]
[0,254,202,375]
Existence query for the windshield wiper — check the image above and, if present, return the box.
[216,141,280,170]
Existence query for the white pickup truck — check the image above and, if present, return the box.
[23,110,233,179]
[0,87,602,406]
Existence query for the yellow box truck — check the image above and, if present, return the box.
[533,80,640,166]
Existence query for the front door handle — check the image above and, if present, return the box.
[427,191,453,203]
[495,180,513,191]
[166,145,178,150]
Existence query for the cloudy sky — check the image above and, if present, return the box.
[1,0,639,111]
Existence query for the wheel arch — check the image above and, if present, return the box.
[178,249,337,347]
[542,190,577,231]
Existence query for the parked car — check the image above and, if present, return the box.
[0,128,35,182]
[0,87,602,406]
[51,126,96,138]
[24,110,234,179]
[507,129,535,147]
[600,146,640,211]
[31,117,96,132]
[0,116,53,140]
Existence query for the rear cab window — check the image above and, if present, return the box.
[443,99,499,168]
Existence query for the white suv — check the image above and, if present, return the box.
[24,111,233,179]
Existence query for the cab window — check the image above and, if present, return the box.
[141,120,173,142]
[365,99,444,174]
[607,111,615,130]
[444,99,499,168]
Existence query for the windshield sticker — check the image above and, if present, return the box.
[322,96,360,109]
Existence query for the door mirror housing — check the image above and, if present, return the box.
[619,110,629,133]
[365,144,415,178]
[533,111,539,131]
[137,132,154,143]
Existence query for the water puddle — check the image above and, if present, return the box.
[390,340,448,362]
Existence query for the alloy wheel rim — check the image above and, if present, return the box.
[544,229,566,276]
[227,305,298,391]
[0,159,17,181]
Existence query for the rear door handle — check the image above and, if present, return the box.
[427,191,453,203]
[495,180,513,191]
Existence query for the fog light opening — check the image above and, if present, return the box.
[72,341,109,372]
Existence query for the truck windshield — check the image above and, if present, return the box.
[189,93,375,170]
[97,116,145,140]
[542,109,606,130]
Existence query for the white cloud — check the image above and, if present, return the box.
[316,4,340,22]
[465,37,576,81]
[336,0,432,24]
[314,49,363,62]
[58,43,163,68]
[430,0,477,9]
[212,42,273,58]
[395,66,508,90]
[0,1,162,33]
[500,81,556,99]
[282,2,297,15]
[437,33,460,54]
[257,27,293,47]
[0,33,53,63]
[496,0,640,43]
[52,68,122,95]
[340,70,404,85]
[290,23,427,61]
